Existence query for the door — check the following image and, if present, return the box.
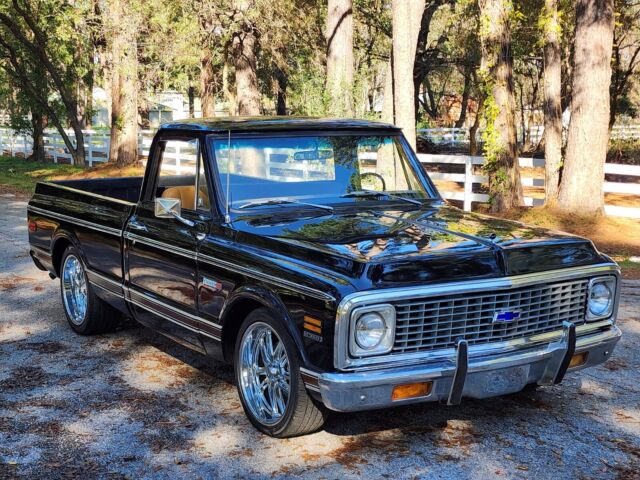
[124,134,211,351]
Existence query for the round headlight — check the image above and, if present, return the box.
[355,312,386,350]
[589,282,613,317]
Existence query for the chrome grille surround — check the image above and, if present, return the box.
[334,264,621,370]
[392,278,589,354]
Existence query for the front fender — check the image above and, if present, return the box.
[220,284,312,367]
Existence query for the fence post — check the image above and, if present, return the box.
[87,132,93,167]
[52,132,58,164]
[464,156,473,211]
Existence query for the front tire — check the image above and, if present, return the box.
[234,308,326,438]
[59,246,121,335]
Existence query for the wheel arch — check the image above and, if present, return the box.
[219,285,310,366]
[51,230,81,277]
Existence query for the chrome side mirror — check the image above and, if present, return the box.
[154,197,195,227]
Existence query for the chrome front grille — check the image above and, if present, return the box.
[392,278,590,353]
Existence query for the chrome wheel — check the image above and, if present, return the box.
[62,254,88,325]
[238,322,291,426]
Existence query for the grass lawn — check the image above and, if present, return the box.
[0,155,144,194]
[0,155,83,194]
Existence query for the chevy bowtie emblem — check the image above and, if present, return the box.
[493,310,521,323]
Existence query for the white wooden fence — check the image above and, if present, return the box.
[0,127,157,167]
[418,153,640,219]
[419,124,640,146]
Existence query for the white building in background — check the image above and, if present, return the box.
[91,88,227,129]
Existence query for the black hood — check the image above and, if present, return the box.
[231,204,605,289]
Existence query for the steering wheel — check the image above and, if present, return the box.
[360,172,386,191]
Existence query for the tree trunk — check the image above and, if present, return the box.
[222,57,236,115]
[232,31,260,116]
[543,0,563,205]
[188,84,195,118]
[518,81,527,146]
[413,1,444,120]
[200,51,217,117]
[381,59,394,124]
[108,0,138,167]
[469,94,484,156]
[478,0,523,212]
[275,68,287,115]
[557,0,614,215]
[454,67,472,128]
[326,0,354,116]
[28,109,46,163]
[232,1,261,117]
[392,0,425,150]
[85,69,94,129]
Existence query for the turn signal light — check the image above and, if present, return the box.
[28,220,37,232]
[569,352,588,368]
[391,382,432,401]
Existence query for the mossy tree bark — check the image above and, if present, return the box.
[478,0,523,213]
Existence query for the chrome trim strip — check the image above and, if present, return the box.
[304,384,321,393]
[86,268,123,288]
[198,253,335,302]
[119,228,333,302]
[28,206,122,237]
[88,280,125,298]
[126,286,222,339]
[39,181,137,207]
[128,297,214,338]
[334,263,621,370]
[85,268,125,299]
[128,297,222,342]
[31,245,52,258]
[125,232,197,260]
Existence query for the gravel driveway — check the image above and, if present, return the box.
[1,194,639,480]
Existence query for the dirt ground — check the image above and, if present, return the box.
[1,194,639,480]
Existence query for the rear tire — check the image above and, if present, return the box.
[234,308,326,438]
[59,245,121,335]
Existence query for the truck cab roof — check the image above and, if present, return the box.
[160,116,401,134]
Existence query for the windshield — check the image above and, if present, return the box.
[209,134,433,211]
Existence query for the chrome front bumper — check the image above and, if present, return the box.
[313,324,621,412]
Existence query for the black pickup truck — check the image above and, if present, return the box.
[27,117,622,437]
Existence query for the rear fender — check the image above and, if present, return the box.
[51,229,83,276]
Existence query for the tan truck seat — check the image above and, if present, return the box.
[161,186,209,210]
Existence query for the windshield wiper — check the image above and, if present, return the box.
[237,198,334,212]
[340,190,423,206]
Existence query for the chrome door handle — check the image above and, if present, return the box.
[129,219,148,232]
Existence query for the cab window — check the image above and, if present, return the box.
[154,138,210,212]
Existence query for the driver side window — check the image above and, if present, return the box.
[154,138,210,212]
